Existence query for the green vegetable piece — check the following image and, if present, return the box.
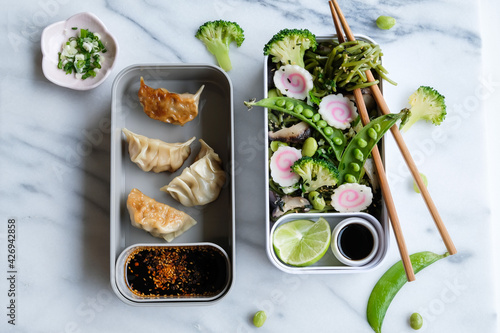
[302,137,318,157]
[294,104,304,114]
[410,312,423,330]
[400,86,446,132]
[317,120,327,128]
[302,109,314,118]
[323,126,334,136]
[312,113,321,122]
[366,251,449,333]
[285,101,294,110]
[308,191,326,210]
[263,28,317,68]
[245,97,346,161]
[344,174,357,183]
[195,20,245,72]
[268,89,279,98]
[270,141,288,152]
[291,156,339,192]
[357,138,368,148]
[338,110,408,184]
[253,310,267,327]
[368,128,378,140]
[413,172,428,193]
[376,16,396,30]
[353,148,364,161]
[349,162,360,172]
[373,124,381,132]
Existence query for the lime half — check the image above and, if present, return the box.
[273,218,331,266]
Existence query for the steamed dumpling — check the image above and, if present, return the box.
[122,128,195,173]
[161,139,226,206]
[126,188,196,242]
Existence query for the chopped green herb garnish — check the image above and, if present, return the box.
[57,28,106,80]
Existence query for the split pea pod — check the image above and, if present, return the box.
[245,97,346,161]
[338,109,408,184]
[366,251,450,333]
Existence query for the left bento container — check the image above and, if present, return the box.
[110,64,235,305]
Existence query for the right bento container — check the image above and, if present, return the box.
[264,35,389,274]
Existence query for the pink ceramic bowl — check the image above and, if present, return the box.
[41,12,118,90]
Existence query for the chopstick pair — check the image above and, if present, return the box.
[328,0,457,281]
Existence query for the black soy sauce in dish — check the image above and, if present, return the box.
[338,223,374,260]
[125,246,228,298]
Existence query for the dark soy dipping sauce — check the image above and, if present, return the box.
[125,246,228,298]
[338,223,374,260]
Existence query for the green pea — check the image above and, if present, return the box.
[349,162,360,172]
[376,15,396,30]
[412,173,428,193]
[302,109,314,118]
[333,137,343,145]
[323,126,334,136]
[253,310,267,328]
[285,101,294,111]
[357,138,368,148]
[353,148,364,161]
[276,99,286,107]
[311,113,321,123]
[294,104,304,114]
[268,89,279,98]
[317,120,327,128]
[308,191,325,210]
[345,174,357,183]
[302,137,318,157]
[368,128,378,140]
[374,124,381,132]
[270,141,288,152]
[409,313,423,330]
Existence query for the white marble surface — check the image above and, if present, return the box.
[1,0,499,332]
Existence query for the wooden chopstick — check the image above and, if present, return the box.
[330,0,457,256]
[329,0,415,281]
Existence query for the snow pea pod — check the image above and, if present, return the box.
[245,97,346,161]
[338,110,408,184]
[367,251,449,333]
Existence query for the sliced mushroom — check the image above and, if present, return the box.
[363,157,379,192]
[268,121,311,143]
[346,89,376,113]
[272,195,311,218]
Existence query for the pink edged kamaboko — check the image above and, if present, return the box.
[318,94,358,130]
[273,64,313,100]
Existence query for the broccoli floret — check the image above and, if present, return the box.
[263,28,317,68]
[291,156,339,193]
[400,86,446,132]
[195,20,245,72]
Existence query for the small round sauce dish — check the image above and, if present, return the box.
[331,217,381,267]
[41,12,118,90]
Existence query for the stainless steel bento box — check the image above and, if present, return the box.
[264,35,389,274]
[110,64,235,305]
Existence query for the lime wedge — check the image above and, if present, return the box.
[273,217,331,266]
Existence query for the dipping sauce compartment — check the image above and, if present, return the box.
[115,243,231,303]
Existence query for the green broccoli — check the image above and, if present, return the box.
[400,86,446,132]
[263,28,317,68]
[195,20,245,72]
[291,156,339,193]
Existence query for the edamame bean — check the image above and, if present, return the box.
[302,137,318,157]
[367,251,449,333]
[253,310,267,328]
[308,191,325,210]
[285,101,294,111]
[376,15,396,30]
[311,113,321,122]
[270,141,288,152]
[268,89,279,98]
[323,126,334,136]
[338,110,408,184]
[409,313,423,330]
[294,104,304,114]
[302,109,314,118]
[317,120,327,128]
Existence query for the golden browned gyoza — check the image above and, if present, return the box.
[126,188,197,242]
[137,77,204,126]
